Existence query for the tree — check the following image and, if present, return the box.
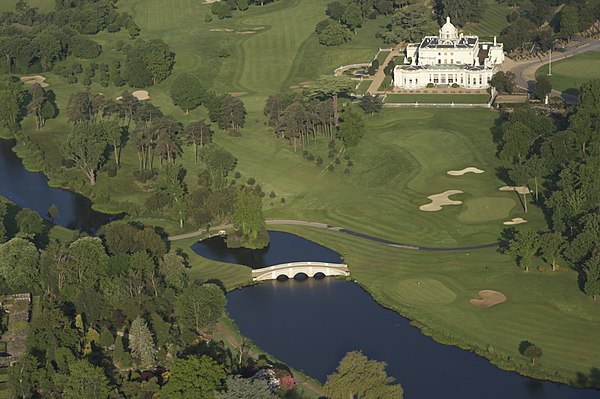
[521,342,543,366]
[66,91,93,123]
[27,83,50,129]
[161,355,226,399]
[176,283,226,334]
[500,121,536,164]
[8,353,38,399]
[129,316,157,368]
[490,71,516,94]
[62,121,109,185]
[217,375,278,399]
[170,73,206,114]
[559,6,579,39]
[232,188,267,248]
[380,4,438,44]
[200,144,237,188]
[67,237,108,287]
[337,105,366,148]
[359,93,383,115]
[342,3,362,33]
[312,76,354,126]
[326,1,346,22]
[105,120,123,166]
[0,202,6,244]
[184,120,213,163]
[0,237,39,291]
[538,232,565,271]
[506,229,540,272]
[69,35,101,59]
[142,39,175,85]
[535,74,552,100]
[499,18,536,53]
[219,96,246,130]
[15,208,45,240]
[48,204,59,221]
[318,23,350,46]
[584,254,600,300]
[159,251,188,291]
[63,360,111,399]
[155,164,188,228]
[211,2,233,19]
[324,351,403,399]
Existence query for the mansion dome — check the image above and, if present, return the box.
[439,17,458,41]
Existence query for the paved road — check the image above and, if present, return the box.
[503,37,600,104]
[367,46,402,94]
[169,219,503,251]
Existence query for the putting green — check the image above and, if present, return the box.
[458,197,518,223]
[394,278,457,305]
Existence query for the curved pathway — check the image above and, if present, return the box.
[503,37,600,105]
[169,219,503,251]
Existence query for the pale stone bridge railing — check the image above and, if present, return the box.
[251,262,349,281]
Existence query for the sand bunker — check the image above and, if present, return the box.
[209,28,234,32]
[470,290,507,308]
[116,90,149,101]
[20,75,48,88]
[132,90,149,100]
[419,190,463,212]
[503,217,527,225]
[204,0,220,3]
[252,27,265,30]
[447,167,484,176]
[229,92,247,97]
[237,31,256,34]
[499,186,531,194]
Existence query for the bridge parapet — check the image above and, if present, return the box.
[251,261,349,281]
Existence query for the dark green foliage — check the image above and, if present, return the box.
[359,93,384,114]
[160,355,226,399]
[368,58,379,75]
[171,74,207,113]
[0,237,40,291]
[379,3,438,44]
[212,2,233,19]
[337,105,366,147]
[535,75,552,100]
[489,71,516,94]
[69,35,101,59]
[123,40,174,87]
[176,283,226,334]
[318,22,350,46]
[324,351,403,398]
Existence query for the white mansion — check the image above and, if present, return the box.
[393,17,504,89]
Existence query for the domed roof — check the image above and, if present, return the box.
[439,16,458,40]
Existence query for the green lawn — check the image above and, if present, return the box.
[385,93,490,104]
[463,0,512,39]
[268,224,600,386]
[536,51,600,96]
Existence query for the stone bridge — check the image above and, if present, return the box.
[251,262,349,281]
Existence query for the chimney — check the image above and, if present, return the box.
[494,36,497,46]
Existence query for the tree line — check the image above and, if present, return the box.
[497,79,600,300]
[0,204,288,398]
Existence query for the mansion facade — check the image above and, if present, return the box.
[393,17,504,90]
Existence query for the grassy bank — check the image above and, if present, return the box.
[536,51,600,96]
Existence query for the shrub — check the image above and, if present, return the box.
[234,171,241,179]
[106,164,118,177]
[451,83,459,88]
[247,177,256,185]
[133,169,157,183]
[344,168,350,175]
[269,191,276,198]
[426,83,435,88]
[347,160,353,167]
[335,158,341,164]
[316,156,323,166]
[302,150,309,157]
[328,164,335,171]
[281,197,286,203]
[307,154,315,161]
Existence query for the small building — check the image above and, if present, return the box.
[393,17,504,90]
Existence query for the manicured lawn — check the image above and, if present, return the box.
[463,0,512,39]
[267,224,600,386]
[385,93,490,103]
[536,51,600,96]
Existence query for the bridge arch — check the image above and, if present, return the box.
[251,262,349,282]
